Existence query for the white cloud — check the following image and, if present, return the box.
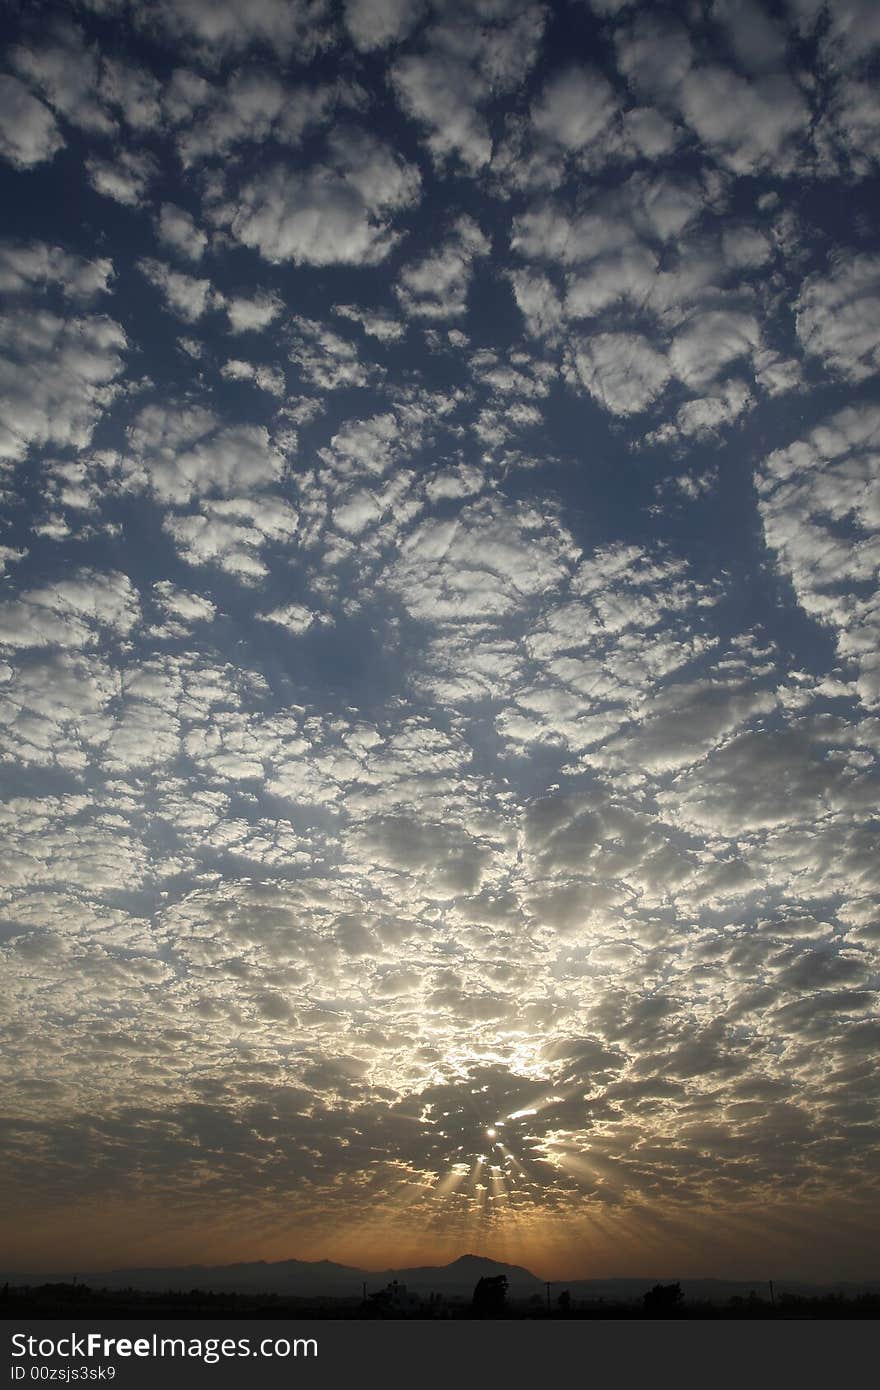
[165,495,297,578]
[146,0,332,62]
[220,359,286,395]
[224,290,283,334]
[564,332,671,416]
[657,726,867,838]
[656,378,754,441]
[753,348,803,397]
[177,336,204,359]
[161,65,213,125]
[669,310,762,389]
[614,13,694,101]
[0,308,126,465]
[622,106,679,158]
[517,547,711,741]
[531,66,616,152]
[12,24,162,145]
[795,252,880,383]
[173,71,346,167]
[332,483,395,535]
[679,67,810,174]
[333,303,405,342]
[564,245,659,319]
[0,241,113,300]
[721,224,773,269]
[289,317,373,391]
[511,203,626,267]
[391,1,546,173]
[391,54,491,173]
[824,77,880,176]
[396,216,490,320]
[173,68,284,160]
[389,495,574,628]
[815,0,880,69]
[635,174,708,241]
[128,406,286,503]
[137,258,215,322]
[355,814,491,898]
[0,651,117,770]
[153,581,217,625]
[344,0,423,51]
[447,0,547,91]
[40,452,122,520]
[511,176,706,278]
[0,569,140,651]
[0,546,26,576]
[11,24,114,136]
[320,413,402,477]
[86,149,157,207]
[711,0,788,73]
[225,129,420,266]
[508,269,564,340]
[258,602,323,634]
[757,404,880,706]
[99,56,162,131]
[0,75,64,169]
[127,401,215,462]
[155,203,208,262]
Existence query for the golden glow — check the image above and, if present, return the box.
[7,1189,880,1284]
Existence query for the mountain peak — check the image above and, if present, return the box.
[447,1253,533,1275]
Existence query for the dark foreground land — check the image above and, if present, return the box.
[3,1282,879,1319]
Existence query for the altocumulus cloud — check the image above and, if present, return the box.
[0,0,878,1281]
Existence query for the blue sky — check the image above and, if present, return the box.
[0,0,879,1279]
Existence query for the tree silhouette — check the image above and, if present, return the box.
[472,1274,508,1316]
[643,1282,684,1316]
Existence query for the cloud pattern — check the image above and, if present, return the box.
[0,0,878,1277]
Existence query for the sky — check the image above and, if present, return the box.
[0,0,878,1283]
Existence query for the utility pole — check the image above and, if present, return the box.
[546,1281,551,1310]
[769,1279,775,1309]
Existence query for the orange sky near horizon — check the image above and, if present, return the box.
[4,1190,880,1285]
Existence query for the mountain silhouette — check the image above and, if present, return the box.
[2,1256,877,1304]
[376,1253,541,1295]
[0,1254,541,1300]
